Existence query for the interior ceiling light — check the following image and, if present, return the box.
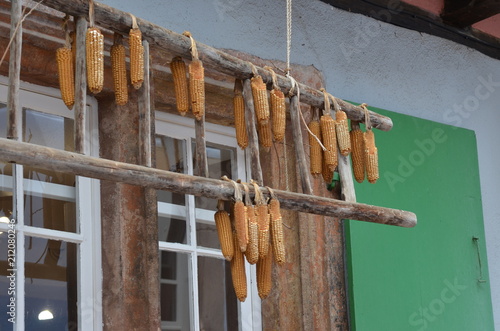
[38,309,54,321]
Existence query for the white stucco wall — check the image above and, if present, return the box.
[101,0,500,328]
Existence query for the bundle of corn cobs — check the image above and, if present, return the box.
[214,180,285,301]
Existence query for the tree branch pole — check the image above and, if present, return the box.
[242,79,263,184]
[0,138,417,227]
[7,0,22,140]
[74,16,87,154]
[138,40,152,167]
[39,0,393,132]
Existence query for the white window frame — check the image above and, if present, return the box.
[0,77,102,330]
[155,111,262,331]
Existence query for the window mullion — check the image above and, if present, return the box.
[13,164,25,331]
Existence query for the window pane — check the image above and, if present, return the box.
[156,135,186,206]
[160,251,191,331]
[25,237,78,330]
[198,256,238,331]
[196,222,220,249]
[0,102,6,138]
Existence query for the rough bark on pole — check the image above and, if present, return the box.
[194,117,208,177]
[138,40,152,167]
[7,0,22,141]
[74,16,87,154]
[242,79,263,184]
[337,150,356,203]
[38,0,394,132]
[0,138,417,227]
[289,95,313,195]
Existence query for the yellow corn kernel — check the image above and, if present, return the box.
[257,243,273,299]
[322,153,334,184]
[308,120,322,175]
[256,204,270,259]
[270,88,286,141]
[189,59,205,120]
[214,209,234,261]
[56,47,75,110]
[231,231,247,301]
[234,201,248,252]
[129,28,144,89]
[364,129,379,184]
[320,114,338,172]
[245,205,259,265]
[335,110,351,156]
[258,121,272,148]
[233,80,248,149]
[350,125,365,183]
[85,27,104,94]
[269,198,285,265]
[170,57,189,115]
[251,75,270,125]
[111,42,128,106]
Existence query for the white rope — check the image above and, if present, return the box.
[286,0,292,76]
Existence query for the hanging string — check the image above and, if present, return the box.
[182,31,199,60]
[129,13,139,30]
[286,0,292,76]
[250,62,259,77]
[264,66,279,90]
[88,0,95,28]
[361,103,371,130]
[62,14,71,48]
[320,88,330,116]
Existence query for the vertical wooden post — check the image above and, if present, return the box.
[138,40,152,167]
[74,16,87,154]
[194,117,208,177]
[242,79,263,184]
[7,0,22,141]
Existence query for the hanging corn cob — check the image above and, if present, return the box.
[214,200,234,261]
[362,104,379,184]
[320,89,338,172]
[223,176,247,252]
[250,65,270,125]
[258,121,273,148]
[331,95,351,156]
[322,154,334,184]
[257,243,273,299]
[308,116,322,175]
[110,33,128,106]
[233,80,248,149]
[242,182,259,265]
[183,31,205,121]
[85,27,104,94]
[129,15,144,89]
[56,42,75,110]
[350,121,365,183]
[170,57,189,116]
[267,187,285,265]
[230,230,247,302]
[265,67,286,141]
[252,181,270,259]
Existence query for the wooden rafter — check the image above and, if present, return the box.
[442,0,500,27]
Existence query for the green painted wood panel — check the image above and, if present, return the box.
[345,106,494,331]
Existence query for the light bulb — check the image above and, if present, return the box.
[38,309,54,320]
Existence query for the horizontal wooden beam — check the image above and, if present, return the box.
[0,138,416,227]
[442,0,500,27]
[38,0,393,131]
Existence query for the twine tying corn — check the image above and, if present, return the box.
[362,104,379,184]
[111,33,128,106]
[56,17,74,110]
[350,121,365,183]
[233,79,248,149]
[230,230,247,302]
[214,200,234,261]
[129,14,144,89]
[183,31,205,121]
[223,176,248,252]
[252,180,270,259]
[170,57,189,115]
[267,187,285,265]
[242,182,259,265]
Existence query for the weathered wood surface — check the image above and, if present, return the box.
[39,0,393,131]
[0,137,417,227]
[74,16,87,154]
[242,78,263,184]
[138,40,152,167]
[194,115,208,177]
[289,95,313,195]
[7,0,22,140]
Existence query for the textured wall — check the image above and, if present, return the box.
[100,0,500,328]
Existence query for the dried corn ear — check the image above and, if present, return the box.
[308,120,322,175]
[320,114,338,171]
[231,231,247,301]
[256,204,270,259]
[111,41,128,106]
[189,59,205,120]
[129,28,144,89]
[56,47,75,110]
[170,57,189,115]
[258,121,273,148]
[335,110,351,156]
[85,27,104,94]
[270,88,286,141]
[364,129,379,184]
[350,123,365,183]
[245,207,259,265]
[322,153,334,184]
[214,203,234,261]
[251,75,270,125]
[257,243,273,299]
[233,80,248,149]
[269,198,285,265]
[234,201,248,252]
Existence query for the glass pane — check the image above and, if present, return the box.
[196,223,220,249]
[160,251,191,331]
[22,108,77,232]
[197,256,238,331]
[25,237,78,330]
[158,215,187,244]
[155,135,186,206]
[0,102,6,138]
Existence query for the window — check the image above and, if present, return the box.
[155,112,261,331]
[0,79,101,330]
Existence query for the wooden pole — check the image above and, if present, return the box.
[138,40,152,167]
[7,0,22,141]
[74,16,87,154]
[0,138,417,227]
[242,79,263,184]
[194,117,208,177]
[289,95,313,195]
[38,0,393,132]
